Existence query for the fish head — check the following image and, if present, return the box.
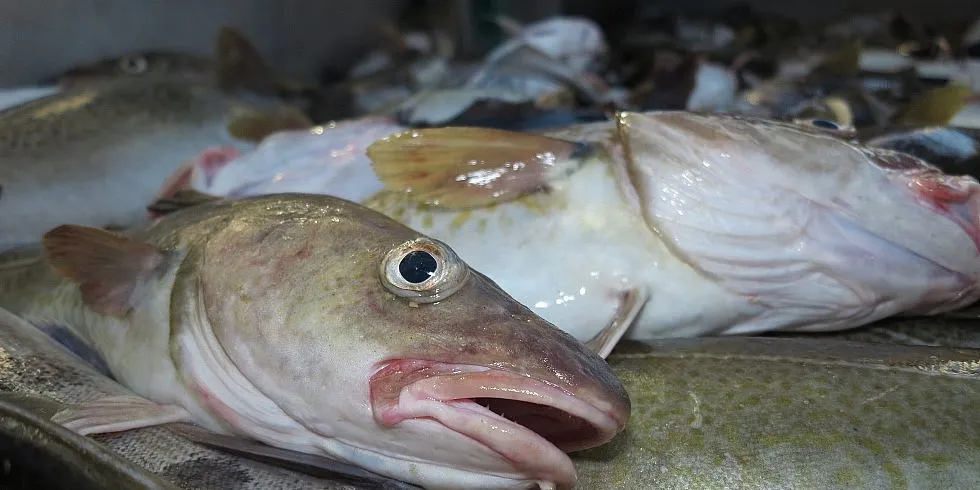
[56,51,213,88]
[617,111,980,329]
[184,195,630,489]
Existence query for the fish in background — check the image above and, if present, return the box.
[0,305,415,490]
[0,72,311,252]
[0,193,630,490]
[357,112,980,343]
[152,117,404,207]
[155,111,980,348]
[55,27,318,99]
[0,27,317,113]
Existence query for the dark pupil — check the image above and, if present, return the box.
[398,251,438,284]
[811,119,839,130]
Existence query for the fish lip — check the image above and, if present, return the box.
[369,359,626,489]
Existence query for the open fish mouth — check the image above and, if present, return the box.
[369,359,625,488]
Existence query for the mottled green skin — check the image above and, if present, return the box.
[781,317,980,349]
[573,338,980,489]
[0,193,630,489]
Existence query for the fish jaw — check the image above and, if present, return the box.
[617,111,980,333]
[370,359,626,489]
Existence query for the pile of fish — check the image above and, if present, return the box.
[0,5,979,490]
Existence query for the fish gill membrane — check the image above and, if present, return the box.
[0,193,631,490]
[0,305,411,490]
[159,111,980,345]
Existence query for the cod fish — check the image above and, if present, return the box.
[361,112,980,343]
[0,76,310,251]
[0,305,415,490]
[0,193,630,490]
[54,27,314,98]
[168,335,980,489]
[573,337,980,489]
[159,112,980,346]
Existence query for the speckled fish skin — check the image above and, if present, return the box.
[0,193,630,490]
[363,111,980,342]
[784,316,980,350]
[0,77,288,251]
[0,306,370,490]
[572,337,980,490]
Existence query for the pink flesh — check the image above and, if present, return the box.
[150,146,242,218]
[369,360,620,489]
[909,173,980,251]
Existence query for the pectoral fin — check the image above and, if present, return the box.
[148,190,225,217]
[366,127,595,209]
[168,423,423,489]
[52,395,191,436]
[42,225,171,317]
[585,287,649,358]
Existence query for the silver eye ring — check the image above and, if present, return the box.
[379,238,469,304]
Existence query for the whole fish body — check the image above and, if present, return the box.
[165,112,980,344]
[0,193,630,490]
[0,305,384,490]
[0,77,307,251]
[573,337,980,489]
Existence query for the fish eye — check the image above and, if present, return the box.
[380,238,469,304]
[118,55,149,75]
[809,119,840,130]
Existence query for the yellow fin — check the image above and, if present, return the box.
[366,127,594,209]
[227,107,312,142]
[896,84,973,126]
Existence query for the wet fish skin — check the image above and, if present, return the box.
[361,112,980,342]
[161,112,980,345]
[0,77,299,251]
[573,337,980,490]
[0,306,379,490]
[0,193,631,490]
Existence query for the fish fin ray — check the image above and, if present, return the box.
[585,287,649,358]
[41,225,169,317]
[366,127,593,208]
[148,190,225,217]
[52,395,191,436]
